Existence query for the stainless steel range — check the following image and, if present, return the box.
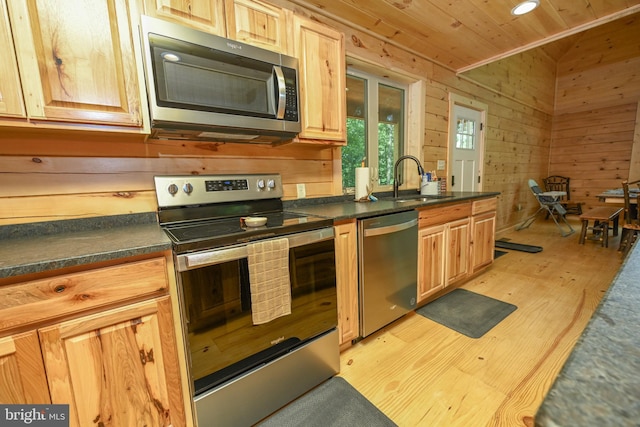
[154,174,339,427]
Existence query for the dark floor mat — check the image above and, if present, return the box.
[416,288,517,339]
[495,240,543,253]
[257,376,396,427]
[494,249,508,259]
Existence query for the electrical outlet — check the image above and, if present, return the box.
[296,183,306,198]
[437,160,446,170]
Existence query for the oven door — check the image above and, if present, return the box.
[174,227,337,396]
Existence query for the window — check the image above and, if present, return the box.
[342,69,407,191]
[456,117,476,150]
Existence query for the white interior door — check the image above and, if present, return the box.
[449,104,483,192]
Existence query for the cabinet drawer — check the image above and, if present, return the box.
[472,197,497,215]
[0,257,168,333]
[419,202,471,228]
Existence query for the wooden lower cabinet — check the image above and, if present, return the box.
[446,218,470,286]
[0,331,50,404]
[418,198,496,304]
[334,220,358,346]
[417,218,470,303]
[0,254,189,426]
[471,211,496,273]
[417,224,446,301]
[39,296,185,427]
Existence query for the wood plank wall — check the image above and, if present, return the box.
[550,14,640,210]
[0,133,337,224]
[1,3,637,231]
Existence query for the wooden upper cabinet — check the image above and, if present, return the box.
[225,0,288,53]
[0,1,25,118]
[7,0,143,127]
[142,0,226,35]
[291,15,346,143]
[142,0,287,52]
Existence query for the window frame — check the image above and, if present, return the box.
[345,67,410,193]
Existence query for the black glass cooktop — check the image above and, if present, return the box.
[163,211,332,253]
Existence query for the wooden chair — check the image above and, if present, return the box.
[619,179,640,256]
[543,175,582,215]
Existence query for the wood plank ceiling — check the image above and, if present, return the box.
[290,0,640,72]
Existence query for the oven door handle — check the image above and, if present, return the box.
[176,227,335,271]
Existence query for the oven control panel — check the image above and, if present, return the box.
[154,174,283,207]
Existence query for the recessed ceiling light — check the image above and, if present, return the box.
[511,0,540,16]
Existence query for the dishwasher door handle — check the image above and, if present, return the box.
[364,218,418,237]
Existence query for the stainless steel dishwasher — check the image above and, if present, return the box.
[358,209,418,337]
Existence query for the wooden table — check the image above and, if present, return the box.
[596,188,639,224]
[596,188,639,204]
[578,207,624,247]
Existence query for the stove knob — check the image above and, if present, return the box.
[257,179,265,190]
[167,184,179,195]
[183,183,193,194]
[267,179,276,190]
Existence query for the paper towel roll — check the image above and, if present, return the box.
[355,167,370,200]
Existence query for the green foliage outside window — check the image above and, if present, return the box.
[342,120,400,189]
[343,71,405,192]
[342,118,366,188]
[377,122,398,186]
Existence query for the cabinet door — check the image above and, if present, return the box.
[446,218,470,285]
[471,211,496,273]
[417,224,446,302]
[8,0,143,126]
[225,0,287,52]
[334,221,358,346]
[39,297,186,427]
[292,15,346,142]
[143,0,226,35]
[0,1,25,118]
[0,332,50,404]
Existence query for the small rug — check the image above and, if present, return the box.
[494,249,508,259]
[257,376,396,427]
[416,288,517,339]
[495,239,543,253]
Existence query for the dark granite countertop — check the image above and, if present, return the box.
[0,213,171,280]
[284,191,500,220]
[535,242,640,426]
[0,191,498,280]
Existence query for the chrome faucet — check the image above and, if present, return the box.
[393,155,425,198]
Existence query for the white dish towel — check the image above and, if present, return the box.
[247,238,292,325]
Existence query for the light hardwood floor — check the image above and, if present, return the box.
[338,216,625,427]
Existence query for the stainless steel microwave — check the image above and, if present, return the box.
[139,16,301,143]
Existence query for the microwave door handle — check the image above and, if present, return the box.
[273,65,286,119]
